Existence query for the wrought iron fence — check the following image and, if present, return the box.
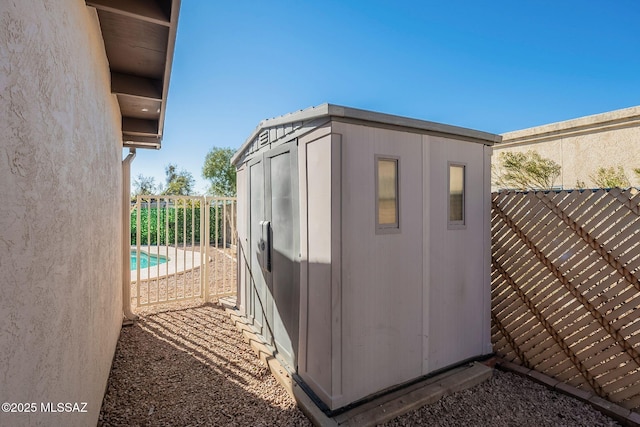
[129,195,237,308]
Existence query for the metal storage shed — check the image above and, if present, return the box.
[231,104,502,411]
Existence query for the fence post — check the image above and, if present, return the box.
[136,195,141,306]
[203,196,210,302]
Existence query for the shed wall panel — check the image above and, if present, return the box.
[265,143,299,369]
[299,135,334,402]
[334,122,424,406]
[421,136,432,374]
[330,132,344,401]
[248,160,266,333]
[482,145,493,355]
[427,136,490,371]
[236,166,248,312]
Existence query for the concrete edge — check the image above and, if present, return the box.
[496,360,639,427]
[341,363,493,427]
[223,307,337,427]
[333,364,471,424]
[218,296,237,310]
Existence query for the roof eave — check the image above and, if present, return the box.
[86,0,181,150]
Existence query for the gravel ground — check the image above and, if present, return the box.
[100,302,621,427]
[383,369,620,427]
[99,303,311,426]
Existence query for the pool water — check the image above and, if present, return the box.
[131,250,168,270]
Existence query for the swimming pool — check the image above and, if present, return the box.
[130,250,169,270]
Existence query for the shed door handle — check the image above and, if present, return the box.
[260,220,271,272]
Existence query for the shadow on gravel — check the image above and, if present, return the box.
[99,303,311,426]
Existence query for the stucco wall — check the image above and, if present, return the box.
[494,106,640,189]
[0,2,123,426]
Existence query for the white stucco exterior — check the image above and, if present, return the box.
[494,106,640,189]
[0,2,123,425]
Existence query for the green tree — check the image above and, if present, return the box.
[132,174,158,198]
[493,151,561,191]
[589,166,630,188]
[633,168,640,180]
[162,163,195,195]
[202,147,236,196]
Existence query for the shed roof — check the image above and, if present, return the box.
[86,0,181,149]
[232,104,501,165]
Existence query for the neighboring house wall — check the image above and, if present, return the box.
[494,106,640,189]
[0,2,123,426]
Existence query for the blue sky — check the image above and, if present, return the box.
[131,0,640,194]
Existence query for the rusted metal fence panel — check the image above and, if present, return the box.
[491,188,640,411]
[130,196,237,309]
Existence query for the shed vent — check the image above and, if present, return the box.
[259,130,269,145]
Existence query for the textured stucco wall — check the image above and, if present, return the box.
[494,107,640,189]
[0,1,123,426]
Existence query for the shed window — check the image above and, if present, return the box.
[448,163,465,227]
[376,156,400,232]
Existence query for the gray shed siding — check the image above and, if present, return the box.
[426,136,493,372]
[297,124,338,403]
[235,107,495,411]
[334,122,425,406]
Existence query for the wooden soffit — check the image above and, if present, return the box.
[86,0,181,149]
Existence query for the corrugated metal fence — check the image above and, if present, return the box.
[491,188,640,412]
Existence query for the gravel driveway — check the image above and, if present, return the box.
[99,303,620,426]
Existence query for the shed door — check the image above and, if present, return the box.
[248,159,268,338]
[247,141,299,370]
[265,142,299,369]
